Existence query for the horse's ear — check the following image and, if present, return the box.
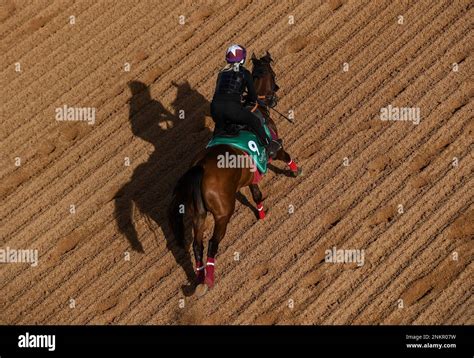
[251,53,260,65]
[265,51,273,62]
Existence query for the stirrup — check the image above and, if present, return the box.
[266,140,281,159]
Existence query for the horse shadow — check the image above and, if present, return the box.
[114,80,211,295]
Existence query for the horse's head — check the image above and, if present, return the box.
[251,51,280,108]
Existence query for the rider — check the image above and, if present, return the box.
[211,44,282,159]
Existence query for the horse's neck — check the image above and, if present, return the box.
[261,107,276,131]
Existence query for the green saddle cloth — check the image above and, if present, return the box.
[207,125,271,174]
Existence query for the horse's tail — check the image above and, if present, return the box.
[168,165,205,246]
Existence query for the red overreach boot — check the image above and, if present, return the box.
[288,160,298,173]
[257,202,266,220]
[204,257,215,288]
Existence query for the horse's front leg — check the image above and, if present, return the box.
[267,122,302,177]
[275,147,302,177]
[249,184,265,220]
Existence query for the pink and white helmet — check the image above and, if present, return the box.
[225,44,247,63]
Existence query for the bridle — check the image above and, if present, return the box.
[258,86,278,108]
[253,63,279,109]
[251,58,294,124]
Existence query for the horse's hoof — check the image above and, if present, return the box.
[291,167,303,177]
[182,284,196,297]
[195,284,208,297]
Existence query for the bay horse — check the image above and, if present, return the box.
[168,52,301,296]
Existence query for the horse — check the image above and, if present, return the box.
[168,51,301,296]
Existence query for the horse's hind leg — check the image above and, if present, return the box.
[205,214,231,288]
[275,147,302,177]
[249,184,265,220]
[192,213,206,285]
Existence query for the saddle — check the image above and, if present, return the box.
[213,106,266,139]
[214,123,247,138]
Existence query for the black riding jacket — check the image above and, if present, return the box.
[212,66,257,103]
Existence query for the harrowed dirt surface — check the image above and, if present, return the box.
[0,0,472,324]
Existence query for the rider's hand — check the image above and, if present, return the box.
[257,98,266,107]
[242,96,255,106]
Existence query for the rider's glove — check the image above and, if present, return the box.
[257,98,267,107]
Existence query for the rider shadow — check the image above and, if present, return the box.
[114,80,211,295]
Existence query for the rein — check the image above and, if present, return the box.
[253,65,293,124]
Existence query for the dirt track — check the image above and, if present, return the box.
[1,0,472,324]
